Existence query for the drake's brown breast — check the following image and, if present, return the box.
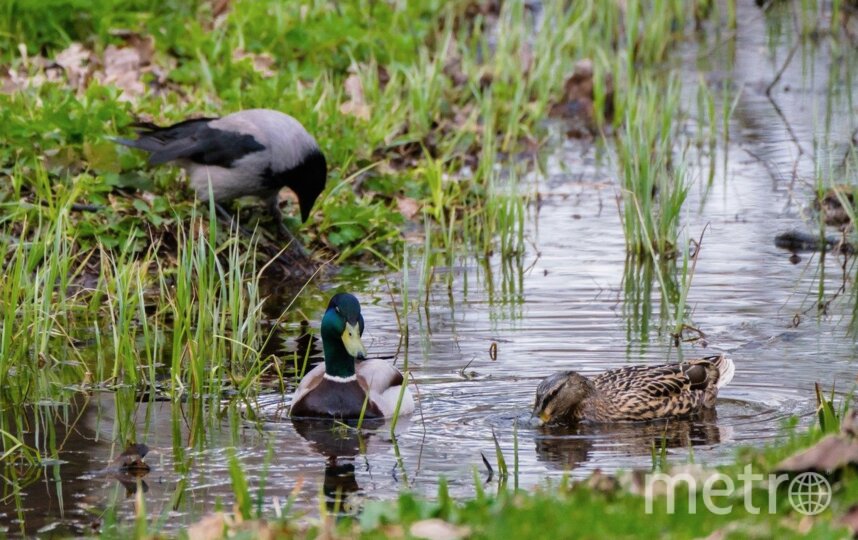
[291,379,383,420]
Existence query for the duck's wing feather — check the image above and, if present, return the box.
[357,359,405,394]
[356,360,413,418]
[289,363,326,415]
[591,355,730,420]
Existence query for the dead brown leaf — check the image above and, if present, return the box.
[396,196,421,220]
[98,45,145,100]
[776,434,858,473]
[109,30,155,65]
[839,504,858,537]
[187,513,229,540]
[232,48,277,78]
[54,42,92,90]
[339,73,370,120]
[409,519,470,540]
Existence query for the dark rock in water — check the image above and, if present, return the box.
[773,230,853,254]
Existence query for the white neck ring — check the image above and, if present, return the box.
[324,373,357,383]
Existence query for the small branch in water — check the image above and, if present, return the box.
[671,324,708,348]
[480,452,494,483]
[459,356,478,380]
[765,40,800,97]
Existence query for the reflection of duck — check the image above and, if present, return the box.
[291,417,384,458]
[290,293,414,419]
[534,413,724,470]
[292,416,403,515]
[323,459,360,513]
[532,354,734,425]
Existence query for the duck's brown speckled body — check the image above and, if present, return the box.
[533,354,734,425]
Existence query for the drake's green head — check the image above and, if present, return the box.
[320,293,367,377]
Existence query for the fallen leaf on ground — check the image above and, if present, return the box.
[233,48,276,78]
[776,434,858,473]
[54,42,91,90]
[339,73,370,120]
[187,513,228,540]
[109,30,155,65]
[98,45,145,99]
[409,519,470,540]
[396,196,421,220]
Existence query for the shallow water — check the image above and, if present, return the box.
[6,3,858,537]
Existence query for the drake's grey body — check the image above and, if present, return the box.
[116,109,327,230]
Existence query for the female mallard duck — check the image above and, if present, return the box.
[290,293,414,419]
[532,354,734,425]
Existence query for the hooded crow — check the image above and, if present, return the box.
[115,109,327,247]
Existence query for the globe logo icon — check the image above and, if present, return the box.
[788,472,831,515]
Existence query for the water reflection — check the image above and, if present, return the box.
[290,416,413,513]
[291,417,377,513]
[534,413,726,472]
[323,460,360,512]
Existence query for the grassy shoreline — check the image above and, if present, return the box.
[98,412,858,539]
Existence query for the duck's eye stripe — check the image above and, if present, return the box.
[540,384,563,409]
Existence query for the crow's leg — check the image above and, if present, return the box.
[266,195,309,256]
[214,202,257,238]
[215,201,305,269]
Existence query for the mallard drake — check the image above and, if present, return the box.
[532,354,734,425]
[290,293,414,420]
